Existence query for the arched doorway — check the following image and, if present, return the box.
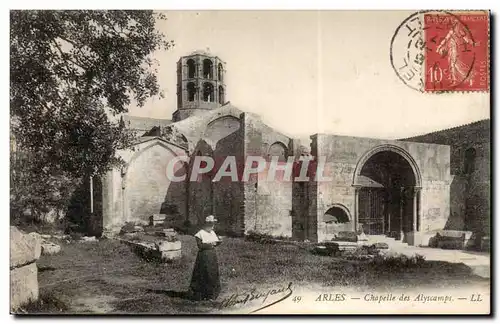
[353,146,421,241]
[323,205,352,233]
[324,205,350,224]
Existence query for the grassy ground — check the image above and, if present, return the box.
[33,235,488,314]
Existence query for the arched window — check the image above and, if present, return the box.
[203,82,214,102]
[268,142,288,162]
[203,59,213,79]
[187,59,196,78]
[464,147,476,174]
[218,63,224,81]
[187,82,196,101]
[218,86,225,104]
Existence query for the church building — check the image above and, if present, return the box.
[99,50,477,246]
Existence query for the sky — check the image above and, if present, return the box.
[127,10,490,140]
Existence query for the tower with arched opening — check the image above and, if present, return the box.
[173,50,227,122]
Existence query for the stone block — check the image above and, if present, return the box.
[156,240,182,252]
[52,234,70,240]
[149,214,166,226]
[161,249,182,261]
[437,230,473,239]
[41,242,61,255]
[164,232,178,242]
[433,230,471,250]
[372,242,389,250]
[417,231,473,248]
[151,228,178,240]
[336,241,359,252]
[10,262,38,312]
[313,241,358,256]
[122,232,139,239]
[331,231,358,242]
[139,241,156,250]
[10,227,41,269]
[79,236,98,243]
[437,240,464,250]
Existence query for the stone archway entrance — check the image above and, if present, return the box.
[353,146,421,242]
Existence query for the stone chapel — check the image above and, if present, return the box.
[99,50,488,246]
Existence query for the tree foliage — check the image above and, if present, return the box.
[10,10,173,222]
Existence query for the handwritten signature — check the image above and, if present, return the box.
[219,282,293,313]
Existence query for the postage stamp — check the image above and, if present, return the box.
[390,10,490,92]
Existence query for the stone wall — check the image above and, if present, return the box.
[255,167,293,237]
[255,120,293,237]
[316,186,355,242]
[306,181,319,242]
[420,180,451,232]
[259,122,293,158]
[212,126,244,235]
[184,115,246,234]
[241,112,263,235]
[404,119,490,236]
[291,158,320,242]
[240,112,294,237]
[187,140,214,226]
[10,226,41,312]
[310,134,452,242]
[101,138,188,233]
[110,106,296,238]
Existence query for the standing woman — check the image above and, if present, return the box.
[190,215,222,301]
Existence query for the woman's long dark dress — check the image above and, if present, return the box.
[190,239,221,300]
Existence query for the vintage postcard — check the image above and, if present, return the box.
[10,10,490,315]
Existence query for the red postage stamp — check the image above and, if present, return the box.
[424,12,489,92]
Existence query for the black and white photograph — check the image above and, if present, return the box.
[9,8,491,315]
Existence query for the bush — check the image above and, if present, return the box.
[14,291,69,314]
[370,253,426,269]
[245,231,292,244]
[311,243,339,256]
[10,152,77,226]
[342,246,379,261]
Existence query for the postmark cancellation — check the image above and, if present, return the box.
[390,10,490,93]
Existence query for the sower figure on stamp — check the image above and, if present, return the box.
[189,215,222,301]
[436,19,475,86]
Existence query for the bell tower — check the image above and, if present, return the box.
[172,50,227,122]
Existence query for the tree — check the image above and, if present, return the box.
[10,10,174,222]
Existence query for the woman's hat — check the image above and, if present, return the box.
[205,215,217,223]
